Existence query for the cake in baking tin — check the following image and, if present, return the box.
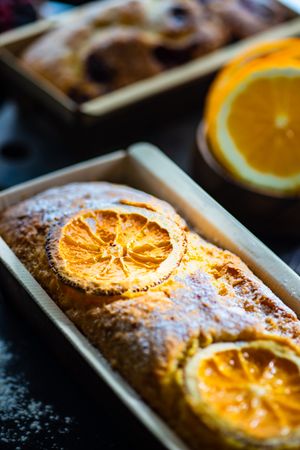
[1,181,300,449]
[21,0,229,102]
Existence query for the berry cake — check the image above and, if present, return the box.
[21,0,230,102]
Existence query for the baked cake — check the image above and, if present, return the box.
[21,0,293,103]
[1,181,300,449]
[21,0,229,103]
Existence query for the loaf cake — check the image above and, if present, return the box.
[20,0,293,103]
[21,0,292,103]
[21,0,229,103]
[1,182,300,450]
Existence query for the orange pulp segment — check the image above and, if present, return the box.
[227,72,300,177]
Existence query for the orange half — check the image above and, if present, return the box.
[207,61,300,194]
[205,39,300,146]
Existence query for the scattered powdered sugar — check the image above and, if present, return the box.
[0,339,73,449]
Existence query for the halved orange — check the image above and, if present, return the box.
[184,340,300,448]
[46,205,186,295]
[206,60,300,194]
[216,39,300,87]
[205,39,300,127]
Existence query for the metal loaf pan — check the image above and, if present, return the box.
[0,144,300,449]
[0,0,300,124]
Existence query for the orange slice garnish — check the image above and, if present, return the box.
[184,340,300,448]
[46,205,186,295]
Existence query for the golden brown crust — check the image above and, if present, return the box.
[21,0,230,102]
[1,181,300,449]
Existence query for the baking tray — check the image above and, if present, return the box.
[0,0,300,124]
[0,144,300,450]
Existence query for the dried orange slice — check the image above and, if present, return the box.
[207,60,300,194]
[46,205,186,295]
[184,340,300,448]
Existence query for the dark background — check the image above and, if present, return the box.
[0,2,300,449]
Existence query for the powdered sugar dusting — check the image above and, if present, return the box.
[0,339,73,449]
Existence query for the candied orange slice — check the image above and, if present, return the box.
[46,205,186,295]
[184,340,300,448]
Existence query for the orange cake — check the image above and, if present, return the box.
[1,182,300,449]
